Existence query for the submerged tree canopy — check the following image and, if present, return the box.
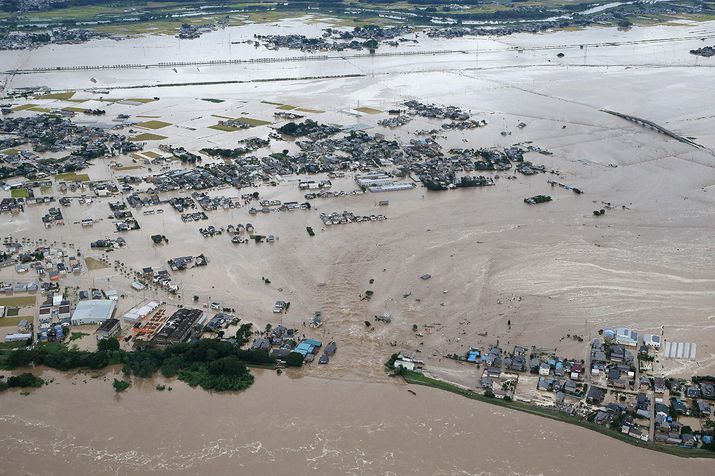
[0,339,275,393]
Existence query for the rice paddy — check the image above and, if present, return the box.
[130,133,168,141]
[84,257,109,271]
[35,91,76,100]
[11,104,37,111]
[54,172,90,182]
[137,120,172,130]
[295,107,324,113]
[0,296,37,307]
[237,117,271,126]
[355,106,383,114]
[209,124,240,132]
[0,316,31,328]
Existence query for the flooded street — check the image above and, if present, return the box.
[0,369,712,475]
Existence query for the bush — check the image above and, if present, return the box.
[7,373,44,388]
[113,379,130,392]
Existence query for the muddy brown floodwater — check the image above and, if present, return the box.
[0,369,711,476]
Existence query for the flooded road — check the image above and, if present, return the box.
[0,369,712,475]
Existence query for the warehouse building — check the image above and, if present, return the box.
[70,299,116,326]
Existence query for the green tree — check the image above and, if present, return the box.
[113,379,130,392]
[286,352,304,367]
[98,337,120,352]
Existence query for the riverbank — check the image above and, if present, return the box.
[398,369,715,459]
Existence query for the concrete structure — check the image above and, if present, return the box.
[151,308,203,346]
[70,299,116,325]
[95,318,121,340]
[122,300,160,323]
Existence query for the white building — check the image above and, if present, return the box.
[614,327,639,347]
[122,300,160,323]
[644,334,661,349]
[5,333,32,343]
[70,300,116,325]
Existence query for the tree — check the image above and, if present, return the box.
[208,356,247,378]
[113,379,130,392]
[7,373,44,388]
[98,337,120,352]
[286,352,304,367]
[235,323,253,346]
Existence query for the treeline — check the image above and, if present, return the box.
[1,339,275,392]
[0,372,44,391]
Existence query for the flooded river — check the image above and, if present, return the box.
[0,369,712,475]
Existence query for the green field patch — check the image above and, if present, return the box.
[355,106,383,114]
[137,120,172,130]
[66,99,89,103]
[129,152,146,160]
[28,106,51,113]
[202,98,225,103]
[0,316,32,328]
[2,149,20,155]
[130,133,167,141]
[126,98,158,104]
[55,172,90,182]
[62,106,87,113]
[136,115,161,118]
[261,100,284,106]
[277,104,297,110]
[0,296,36,307]
[11,104,37,111]
[115,165,143,171]
[209,124,240,132]
[36,91,75,100]
[85,257,109,271]
[295,107,324,113]
[237,117,271,127]
[10,188,29,198]
[143,151,161,159]
[40,186,53,194]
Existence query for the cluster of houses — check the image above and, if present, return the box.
[108,201,140,232]
[140,267,179,294]
[319,210,387,226]
[0,115,141,181]
[167,255,208,272]
[0,28,103,51]
[90,238,126,250]
[407,329,715,450]
[3,241,81,282]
